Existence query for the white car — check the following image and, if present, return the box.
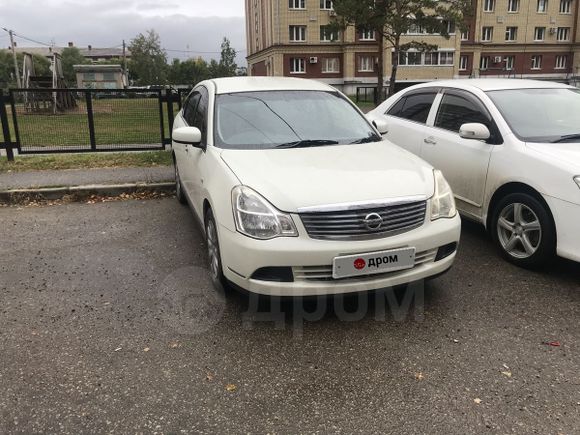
[171,77,461,296]
[368,79,580,267]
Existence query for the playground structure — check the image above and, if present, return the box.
[21,52,77,113]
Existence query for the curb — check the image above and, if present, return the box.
[0,182,175,204]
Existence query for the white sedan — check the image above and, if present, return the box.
[368,79,580,267]
[171,77,460,296]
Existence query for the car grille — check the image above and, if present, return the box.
[293,249,437,282]
[299,200,427,240]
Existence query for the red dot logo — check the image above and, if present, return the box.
[354,258,366,270]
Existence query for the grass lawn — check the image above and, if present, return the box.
[0,151,172,173]
[3,98,179,148]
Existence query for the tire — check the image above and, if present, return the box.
[490,192,556,268]
[175,161,187,204]
[205,209,229,292]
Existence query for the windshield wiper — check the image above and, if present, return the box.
[276,139,340,149]
[350,135,380,144]
[551,134,580,143]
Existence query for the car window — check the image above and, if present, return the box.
[183,92,201,126]
[435,92,493,133]
[192,87,209,144]
[387,92,437,124]
[214,90,379,150]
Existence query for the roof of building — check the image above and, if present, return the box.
[412,78,573,92]
[210,76,334,95]
[73,64,123,72]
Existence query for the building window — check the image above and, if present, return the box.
[480,56,490,70]
[289,25,307,42]
[103,72,115,81]
[555,55,567,69]
[359,56,375,71]
[482,27,493,41]
[445,21,456,34]
[322,57,340,73]
[559,0,571,13]
[531,55,542,69]
[320,0,334,10]
[289,0,305,9]
[534,27,546,40]
[399,51,454,66]
[508,0,520,12]
[320,26,339,41]
[557,27,570,41]
[290,58,306,73]
[407,23,426,34]
[483,0,495,11]
[505,27,518,41]
[459,55,469,71]
[360,29,376,41]
[537,0,547,12]
[84,72,96,80]
[505,56,515,70]
[461,27,470,41]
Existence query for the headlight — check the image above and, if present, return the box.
[575,176,580,189]
[431,170,457,220]
[232,186,298,240]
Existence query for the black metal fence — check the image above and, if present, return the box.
[0,88,189,160]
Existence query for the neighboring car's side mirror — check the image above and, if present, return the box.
[371,118,389,135]
[172,127,203,148]
[459,123,491,141]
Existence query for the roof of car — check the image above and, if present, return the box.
[210,77,335,94]
[409,78,573,92]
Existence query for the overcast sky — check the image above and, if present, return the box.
[0,0,247,64]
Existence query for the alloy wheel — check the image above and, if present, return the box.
[206,219,220,282]
[497,202,542,259]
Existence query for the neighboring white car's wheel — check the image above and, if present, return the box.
[175,162,187,204]
[205,209,228,291]
[491,193,556,268]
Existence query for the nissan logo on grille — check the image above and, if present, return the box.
[363,213,383,231]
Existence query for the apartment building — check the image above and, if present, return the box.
[462,0,580,80]
[245,0,580,93]
[245,0,461,94]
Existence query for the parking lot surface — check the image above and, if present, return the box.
[1,198,579,434]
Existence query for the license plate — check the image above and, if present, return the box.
[332,247,416,279]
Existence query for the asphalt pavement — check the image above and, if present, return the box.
[0,198,579,434]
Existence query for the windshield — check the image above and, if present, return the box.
[214,90,380,149]
[487,88,580,143]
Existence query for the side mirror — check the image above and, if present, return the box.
[459,123,490,141]
[371,118,389,135]
[173,127,203,147]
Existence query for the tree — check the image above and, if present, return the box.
[128,29,168,85]
[0,50,51,89]
[61,47,87,85]
[218,37,237,77]
[331,0,470,101]
[168,57,211,85]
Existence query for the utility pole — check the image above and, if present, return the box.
[122,39,127,87]
[3,28,22,88]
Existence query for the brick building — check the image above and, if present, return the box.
[245,0,580,94]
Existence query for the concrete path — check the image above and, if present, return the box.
[0,166,174,190]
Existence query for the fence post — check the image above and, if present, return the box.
[85,91,96,151]
[0,89,15,162]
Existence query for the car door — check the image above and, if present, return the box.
[421,89,501,213]
[381,89,439,156]
[175,91,201,195]
[184,86,210,218]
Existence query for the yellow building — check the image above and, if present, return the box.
[245,0,580,93]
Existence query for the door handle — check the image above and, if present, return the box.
[424,137,437,145]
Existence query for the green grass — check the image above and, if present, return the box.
[0,151,172,173]
[3,98,176,147]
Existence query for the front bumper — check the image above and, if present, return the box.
[219,214,461,296]
[544,195,580,263]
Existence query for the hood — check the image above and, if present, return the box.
[220,142,435,212]
[526,142,580,171]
